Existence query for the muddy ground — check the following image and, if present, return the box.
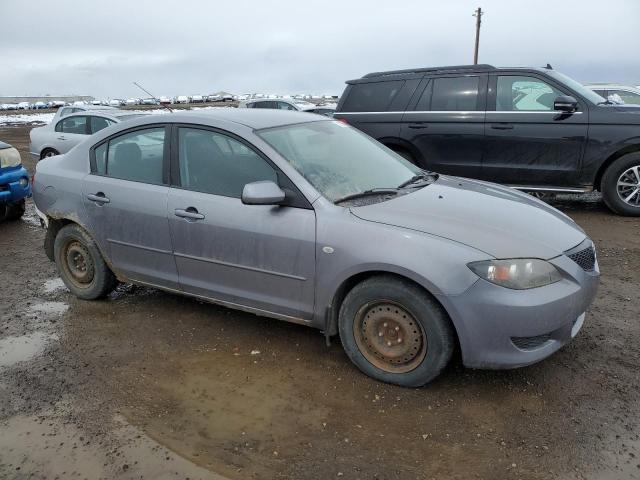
[1,124,639,480]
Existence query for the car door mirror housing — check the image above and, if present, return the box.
[554,95,578,112]
[241,180,286,205]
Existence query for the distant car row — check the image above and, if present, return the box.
[0,100,66,110]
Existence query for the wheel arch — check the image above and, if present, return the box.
[594,144,640,191]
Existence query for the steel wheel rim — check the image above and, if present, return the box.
[45,151,56,157]
[616,165,640,207]
[61,240,94,288]
[353,301,427,374]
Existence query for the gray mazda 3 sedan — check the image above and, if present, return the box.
[32,109,600,387]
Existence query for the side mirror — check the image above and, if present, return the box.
[554,95,578,113]
[241,180,285,205]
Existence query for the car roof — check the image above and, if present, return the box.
[126,108,328,130]
[58,110,148,121]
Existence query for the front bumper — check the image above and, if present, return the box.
[0,165,31,204]
[438,247,600,369]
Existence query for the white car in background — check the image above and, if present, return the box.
[17,102,30,110]
[175,95,189,104]
[586,84,640,105]
[29,110,148,160]
[238,98,318,111]
[125,98,138,106]
[191,95,204,103]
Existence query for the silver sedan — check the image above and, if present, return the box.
[29,111,148,160]
[32,109,599,386]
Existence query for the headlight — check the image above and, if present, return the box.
[0,147,22,168]
[467,259,562,290]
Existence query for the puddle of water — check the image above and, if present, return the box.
[27,301,68,317]
[0,331,58,368]
[43,277,67,294]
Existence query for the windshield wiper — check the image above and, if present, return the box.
[334,188,399,204]
[397,172,438,189]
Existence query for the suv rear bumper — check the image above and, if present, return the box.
[0,165,31,204]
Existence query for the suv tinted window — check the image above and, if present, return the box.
[496,76,564,111]
[178,128,277,197]
[609,89,640,105]
[98,128,166,184]
[431,76,479,111]
[341,80,404,112]
[89,116,115,134]
[55,116,88,134]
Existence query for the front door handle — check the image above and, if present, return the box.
[175,207,205,220]
[490,123,514,130]
[57,136,67,140]
[86,192,110,204]
[408,123,429,129]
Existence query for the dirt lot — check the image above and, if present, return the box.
[1,124,639,480]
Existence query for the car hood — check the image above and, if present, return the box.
[349,176,586,259]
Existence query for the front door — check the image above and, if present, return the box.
[167,126,316,320]
[82,125,179,289]
[399,74,487,177]
[481,74,588,187]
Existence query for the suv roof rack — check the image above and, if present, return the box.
[362,64,496,78]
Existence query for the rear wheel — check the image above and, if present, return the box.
[54,224,117,299]
[40,148,59,160]
[338,276,455,387]
[602,153,640,216]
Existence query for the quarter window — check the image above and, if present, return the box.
[496,76,564,111]
[89,116,115,134]
[341,80,404,112]
[94,128,166,184]
[178,128,277,198]
[55,116,88,134]
[430,76,479,111]
[278,101,297,111]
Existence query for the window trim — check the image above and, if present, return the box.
[89,124,171,186]
[169,124,312,209]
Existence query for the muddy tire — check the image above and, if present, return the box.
[601,153,640,216]
[6,199,26,220]
[338,275,454,387]
[40,148,59,160]
[54,224,117,300]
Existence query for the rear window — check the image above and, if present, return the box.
[431,76,480,111]
[341,81,404,112]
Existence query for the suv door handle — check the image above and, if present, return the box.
[408,123,428,129]
[86,192,110,204]
[175,207,205,220]
[490,123,514,130]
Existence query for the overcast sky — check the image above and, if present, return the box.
[1,0,639,99]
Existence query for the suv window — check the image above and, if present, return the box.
[95,128,166,184]
[496,76,564,111]
[341,80,404,112]
[608,89,640,105]
[431,76,479,111]
[89,116,115,134]
[178,127,277,197]
[55,116,88,134]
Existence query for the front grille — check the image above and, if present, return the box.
[511,334,552,350]
[567,245,596,272]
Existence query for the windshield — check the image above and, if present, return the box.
[257,121,422,202]
[546,71,606,105]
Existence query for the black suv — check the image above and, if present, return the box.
[334,64,640,216]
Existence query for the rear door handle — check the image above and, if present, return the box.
[86,192,110,204]
[408,123,429,129]
[175,207,205,220]
[490,123,514,130]
[57,136,67,140]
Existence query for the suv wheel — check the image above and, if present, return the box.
[54,224,117,299]
[338,275,454,387]
[602,153,640,216]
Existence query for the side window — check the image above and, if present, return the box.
[496,76,564,111]
[341,80,404,112]
[89,116,114,134]
[609,90,640,105]
[278,102,297,110]
[104,128,165,184]
[178,128,277,198]
[56,116,88,134]
[431,76,479,111]
[414,80,434,111]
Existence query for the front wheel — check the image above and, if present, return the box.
[338,276,455,387]
[54,224,117,299]
[602,153,640,216]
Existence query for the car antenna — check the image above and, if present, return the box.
[132,82,173,112]
[544,63,553,70]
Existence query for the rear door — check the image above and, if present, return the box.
[481,73,588,186]
[167,126,316,320]
[398,74,487,176]
[82,125,178,289]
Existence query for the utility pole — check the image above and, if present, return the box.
[472,7,483,65]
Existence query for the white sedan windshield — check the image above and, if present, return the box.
[257,121,421,202]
